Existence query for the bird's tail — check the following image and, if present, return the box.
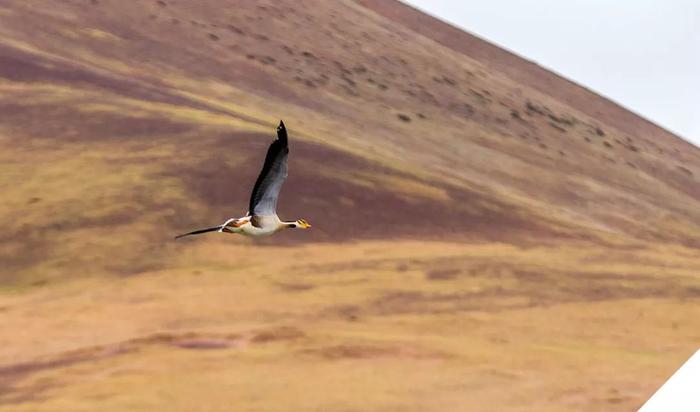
[175,225,232,239]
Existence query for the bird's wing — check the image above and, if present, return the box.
[248,120,289,216]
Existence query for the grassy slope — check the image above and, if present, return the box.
[2,241,700,411]
[0,0,699,410]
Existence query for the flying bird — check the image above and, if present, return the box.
[175,121,311,239]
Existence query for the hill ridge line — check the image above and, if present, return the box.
[355,0,695,150]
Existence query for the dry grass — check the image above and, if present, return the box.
[0,1,699,411]
[1,240,699,411]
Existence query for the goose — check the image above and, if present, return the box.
[175,121,311,239]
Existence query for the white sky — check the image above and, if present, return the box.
[404,0,699,147]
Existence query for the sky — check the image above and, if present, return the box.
[404,0,699,147]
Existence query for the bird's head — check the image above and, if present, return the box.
[292,219,311,229]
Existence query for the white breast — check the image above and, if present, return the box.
[236,215,283,237]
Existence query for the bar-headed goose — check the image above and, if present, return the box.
[176,121,311,239]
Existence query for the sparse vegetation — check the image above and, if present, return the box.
[0,1,698,412]
[548,121,567,132]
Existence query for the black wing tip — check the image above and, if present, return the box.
[277,120,287,143]
[174,226,222,239]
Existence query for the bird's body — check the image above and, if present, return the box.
[175,121,311,240]
[221,215,306,237]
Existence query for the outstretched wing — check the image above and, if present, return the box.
[248,120,289,217]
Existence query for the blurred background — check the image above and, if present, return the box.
[407,0,700,142]
[0,1,698,411]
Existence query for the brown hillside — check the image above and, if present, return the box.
[1,0,699,282]
[358,0,697,151]
[0,1,698,411]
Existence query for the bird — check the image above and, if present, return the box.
[175,120,311,239]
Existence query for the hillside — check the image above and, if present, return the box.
[0,1,698,411]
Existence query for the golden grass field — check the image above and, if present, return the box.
[1,0,699,410]
[2,240,700,411]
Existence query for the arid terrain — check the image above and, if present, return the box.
[0,1,698,411]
